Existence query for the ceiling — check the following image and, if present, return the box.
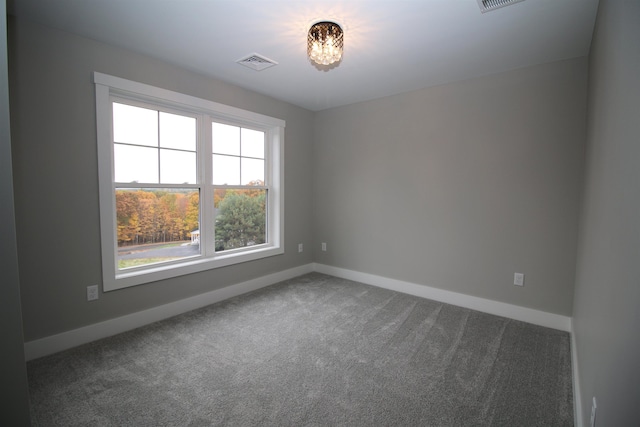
[8,0,599,111]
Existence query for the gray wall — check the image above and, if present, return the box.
[9,18,315,342]
[573,0,640,425]
[0,1,31,424]
[313,58,587,316]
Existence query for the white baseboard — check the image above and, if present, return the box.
[24,262,573,361]
[571,320,583,427]
[24,263,314,361]
[313,263,572,332]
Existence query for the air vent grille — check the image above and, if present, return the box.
[478,0,525,13]
[236,53,278,71]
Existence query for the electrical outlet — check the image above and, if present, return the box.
[590,397,597,427]
[514,273,524,286]
[321,242,327,251]
[87,285,99,301]
[298,243,303,253]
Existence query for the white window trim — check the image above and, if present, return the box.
[94,72,285,291]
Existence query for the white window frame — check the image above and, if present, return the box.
[94,72,285,291]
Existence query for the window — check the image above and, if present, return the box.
[95,73,284,291]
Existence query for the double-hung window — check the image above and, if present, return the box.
[94,73,284,291]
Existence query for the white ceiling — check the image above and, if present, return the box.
[9,0,599,111]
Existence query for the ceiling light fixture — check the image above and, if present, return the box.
[307,21,343,66]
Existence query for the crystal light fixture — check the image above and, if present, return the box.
[307,21,344,66]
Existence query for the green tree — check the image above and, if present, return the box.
[215,190,266,251]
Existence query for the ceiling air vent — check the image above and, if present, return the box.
[236,53,278,71]
[477,0,525,13]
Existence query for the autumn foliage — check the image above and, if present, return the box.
[116,181,266,251]
[116,189,199,246]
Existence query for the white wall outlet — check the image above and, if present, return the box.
[321,242,327,251]
[87,285,99,301]
[590,397,597,427]
[514,273,525,286]
[298,243,303,253]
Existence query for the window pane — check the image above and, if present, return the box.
[113,103,158,147]
[114,144,158,183]
[214,188,266,252]
[160,149,196,184]
[116,188,201,269]
[212,122,240,155]
[160,112,196,151]
[241,128,264,159]
[241,158,264,185]
[212,154,240,185]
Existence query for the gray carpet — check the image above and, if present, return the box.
[28,273,574,426]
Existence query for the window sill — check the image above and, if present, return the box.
[106,245,284,291]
